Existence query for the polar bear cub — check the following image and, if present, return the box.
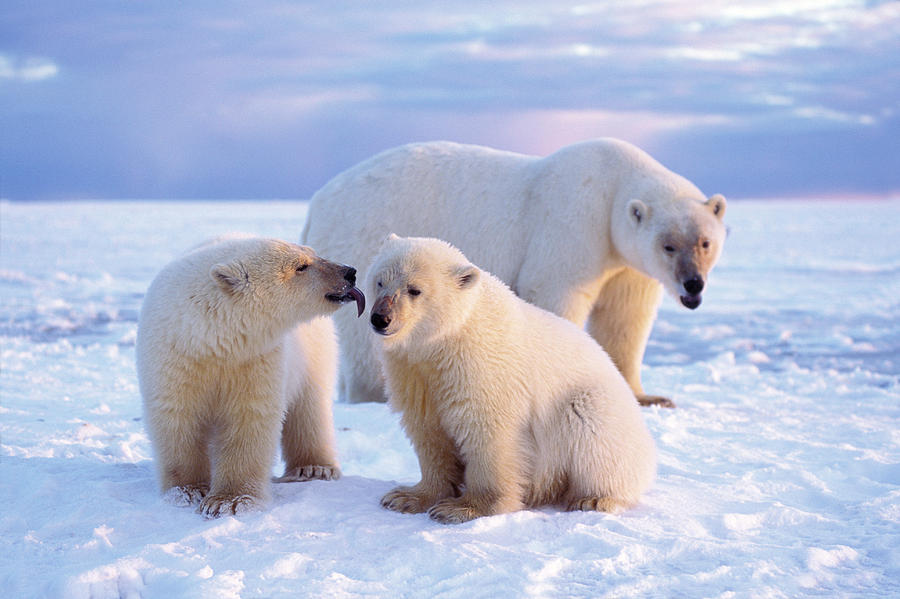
[368,235,656,524]
[136,235,365,518]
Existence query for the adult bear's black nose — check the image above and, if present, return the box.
[371,311,391,331]
[683,276,704,296]
[343,266,357,284]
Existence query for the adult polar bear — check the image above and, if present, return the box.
[303,138,727,407]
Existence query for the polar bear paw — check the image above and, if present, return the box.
[637,394,676,408]
[428,497,485,524]
[567,495,629,514]
[164,484,209,507]
[274,465,341,483]
[197,492,262,518]
[380,486,439,514]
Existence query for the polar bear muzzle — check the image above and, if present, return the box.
[324,265,366,317]
[370,296,394,334]
[680,276,704,309]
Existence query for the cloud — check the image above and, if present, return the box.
[215,87,381,131]
[1,0,898,199]
[792,105,876,126]
[0,54,59,82]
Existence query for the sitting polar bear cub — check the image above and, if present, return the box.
[136,235,364,518]
[369,235,656,524]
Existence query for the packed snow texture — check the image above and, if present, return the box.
[1,199,898,598]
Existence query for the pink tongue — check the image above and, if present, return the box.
[348,287,366,317]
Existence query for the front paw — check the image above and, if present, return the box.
[197,492,262,518]
[637,394,676,408]
[428,497,485,524]
[381,486,439,514]
[274,465,341,483]
[164,484,209,507]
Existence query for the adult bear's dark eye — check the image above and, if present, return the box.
[296,264,308,273]
[664,245,676,253]
[408,287,421,297]
[702,240,710,249]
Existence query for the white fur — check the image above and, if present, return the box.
[136,236,351,518]
[303,138,727,406]
[369,236,656,523]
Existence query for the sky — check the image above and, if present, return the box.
[1,0,899,201]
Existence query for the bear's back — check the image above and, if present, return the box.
[304,142,540,285]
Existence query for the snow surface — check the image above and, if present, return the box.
[1,199,898,598]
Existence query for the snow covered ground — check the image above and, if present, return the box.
[1,198,898,598]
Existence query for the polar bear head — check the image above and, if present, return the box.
[366,234,481,350]
[614,193,727,310]
[208,238,364,331]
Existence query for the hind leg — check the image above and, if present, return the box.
[559,390,653,515]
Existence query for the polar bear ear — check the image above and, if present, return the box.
[211,261,250,294]
[453,264,479,290]
[707,194,726,220]
[628,199,649,225]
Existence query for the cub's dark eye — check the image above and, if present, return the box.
[702,240,710,249]
[408,287,421,297]
[377,280,383,288]
[296,264,309,273]
[664,245,676,253]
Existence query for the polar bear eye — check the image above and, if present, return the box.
[296,264,309,273]
[702,240,710,249]
[407,287,421,297]
[663,245,676,254]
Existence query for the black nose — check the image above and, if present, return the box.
[371,311,391,331]
[683,277,704,296]
[343,266,357,284]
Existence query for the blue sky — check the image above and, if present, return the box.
[2,0,898,201]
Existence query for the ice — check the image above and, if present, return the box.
[1,199,898,597]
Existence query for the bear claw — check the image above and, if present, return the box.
[428,498,483,524]
[381,489,431,514]
[274,465,341,483]
[567,495,627,513]
[164,484,209,507]
[637,394,676,408]
[197,493,260,518]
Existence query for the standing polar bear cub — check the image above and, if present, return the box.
[303,138,727,408]
[136,235,364,518]
[369,235,656,524]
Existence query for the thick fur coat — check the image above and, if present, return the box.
[368,235,656,523]
[136,235,362,517]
